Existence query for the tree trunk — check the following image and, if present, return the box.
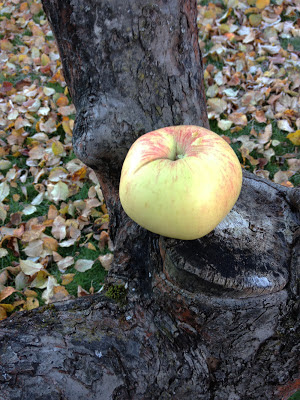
[0,1,299,399]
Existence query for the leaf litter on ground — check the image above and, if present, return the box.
[0,0,113,320]
[0,0,299,319]
[198,0,299,186]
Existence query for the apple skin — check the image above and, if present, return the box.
[119,125,242,240]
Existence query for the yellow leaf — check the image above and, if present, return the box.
[30,270,50,289]
[25,297,39,311]
[86,243,97,251]
[0,303,15,313]
[71,166,87,181]
[61,273,75,286]
[0,306,7,321]
[23,289,38,298]
[256,0,270,9]
[249,13,262,26]
[287,130,300,146]
[41,54,50,66]
[62,120,73,136]
[52,140,65,156]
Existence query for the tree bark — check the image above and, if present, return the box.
[0,1,299,399]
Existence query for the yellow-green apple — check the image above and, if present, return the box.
[119,125,242,240]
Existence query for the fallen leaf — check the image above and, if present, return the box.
[52,216,67,240]
[57,105,76,116]
[22,205,37,215]
[277,120,294,133]
[23,289,38,298]
[228,113,248,126]
[30,270,50,289]
[52,140,65,156]
[0,182,10,202]
[77,285,89,297]
[99,253,114,271]
[0,206,7,222]
[47,182,69,202]
[59,238,77,247]
[20,259,44,276]
[57,256,74,273]
[0,303,14,313]
[49,285,70,303]
[218,120,233,131]
[25,297,39,310]
[287,130,300,146]
[74,259,94,272]
[258,124,272,144]
[256,0,270,9]
[24,239,44,257]
[15,272,29,290]
[287,159,300,173]
[0,249,9,258]
[249,14,262,27]
[0,286,16,302]
[42,236,59,251]
[56,95,69,107]
[0,306,7,321]
[0,270,8,286]
[273,170,294,184]
[207,98,227,115]
[42,276,59,304]
[61,273,75,285]
[255,110,267,123]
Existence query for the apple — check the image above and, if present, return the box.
[119,125,242,240]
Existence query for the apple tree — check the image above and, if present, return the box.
[0,0,299,399]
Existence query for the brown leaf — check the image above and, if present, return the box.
[228,113,248,126]
[0,306,7,321]
[77,285,89,297]
[0,286,16,302]
[42,236,59,251]
[0,81,14,94]
[57,105,76,116]
[56,95,69,107]
[99,231,110,251]
[99,253,114,271]
[22,226,45,242]
[0,270,8,286]
[49,286,71,303]
[255,110,267,123]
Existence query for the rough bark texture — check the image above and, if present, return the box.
[0,0,299,399]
